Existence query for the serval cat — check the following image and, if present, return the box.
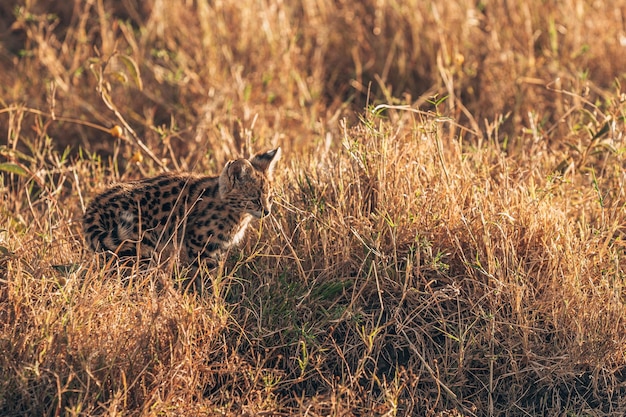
[83,148,281,268]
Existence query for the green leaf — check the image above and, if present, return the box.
[0,146,35,163]
[117,54,143,91]
[110,70,128,84]
[0,163,28,176]
[592,122,610,140]
[52,263,81,275]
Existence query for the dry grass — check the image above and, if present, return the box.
[1,0,626,415]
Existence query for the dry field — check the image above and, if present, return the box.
[1,0,626,416]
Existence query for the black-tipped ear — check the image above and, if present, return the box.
[250,147,281,178]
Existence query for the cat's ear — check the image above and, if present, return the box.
[226,159,251,182]
[249,148,281,179]
[219,159,252,196]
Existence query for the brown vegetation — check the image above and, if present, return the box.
[1,0,625,415]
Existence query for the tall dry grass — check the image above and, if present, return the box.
[3,0,626,157]
[1,0,626,415]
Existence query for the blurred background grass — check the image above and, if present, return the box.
[3,0,626,162]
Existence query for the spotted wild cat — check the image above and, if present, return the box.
[82,148,281,267]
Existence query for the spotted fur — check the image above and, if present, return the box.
[82,148,281,266]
